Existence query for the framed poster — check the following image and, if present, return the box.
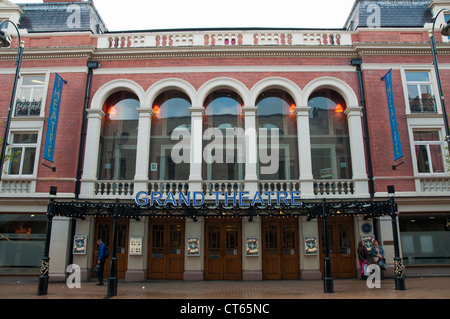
[362,235,374,252]
[129,237,143,255]
[187,237,200,256]
[304,236,318,255]
[245,238,259,256]
[73,235,87,255]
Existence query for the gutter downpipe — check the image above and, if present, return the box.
[75,61,99,199]
[350,58,375,198]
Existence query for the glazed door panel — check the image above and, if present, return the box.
[148,219,185,280]
[93,218,129,279]
[319,216,356,279]
[205,219,242,280]
[262,217,299,280]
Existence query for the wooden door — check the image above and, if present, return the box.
[262,217,299,280]
[93,218,129,279]
[319,216,357,279]
[205,218,242,280]
[148,218,185,279]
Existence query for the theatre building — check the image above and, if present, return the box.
[0,0,449,283]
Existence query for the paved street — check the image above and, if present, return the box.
[0,277,448,299]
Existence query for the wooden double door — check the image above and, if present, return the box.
[319,216,357,279]
[92,218,129,279]
[148,218,185,279]
[262,217,300,280]
[205,218,242,280]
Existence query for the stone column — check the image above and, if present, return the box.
[189,106,204,192]
[133,108,153,194]
[243,106,258,195]
[79,109,104,198]
[295,106,314,198]
[345,106,369,197]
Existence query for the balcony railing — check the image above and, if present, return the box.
[409,97,437,113]
[94,180,134,196]
[0,179,32,194]
[14,99,42,116]
[88,179,360,200]
[419,176,450,193]
[314,180,355,196]
[97,30,351,49]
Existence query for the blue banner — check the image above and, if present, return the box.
[44,73,64,162]
[382,69,403,161]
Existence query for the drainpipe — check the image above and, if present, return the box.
[350,58,374,198]
[350,58,378,240]
[75,61,99,199]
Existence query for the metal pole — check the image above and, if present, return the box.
[107,199,119,297]
[322,199,334,293]
[429,10,450,151]
[0,20,24,181]
[37,198,55,295]
[390,196,406,290]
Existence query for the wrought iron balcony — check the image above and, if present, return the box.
[409,96,437,113]
[14,98,42,116]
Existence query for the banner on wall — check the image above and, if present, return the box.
[43,73,65,163]
[381,69,404,161]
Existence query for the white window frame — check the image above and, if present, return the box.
[409,126,447,176]
[4,129,42,178]
[400,66,442,116]
[13,71,50,118]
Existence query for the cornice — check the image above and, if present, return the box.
[0,42,449,62]
[92,45,358,60]
[0,46,96,61]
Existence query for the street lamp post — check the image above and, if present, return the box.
[0,20,24,181]
[428,9,450,151]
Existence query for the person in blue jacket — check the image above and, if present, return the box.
[96,239,106,285]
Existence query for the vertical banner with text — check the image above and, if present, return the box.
[382,69,403,161]
[44,73,64,163]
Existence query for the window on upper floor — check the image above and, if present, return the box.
[98,91,139,181]
[202,90,244,180]
[14,75,46,117]
[413,130,445,174]
[7,132,38,176]
[150,90,191,181]
[308,89,352,180]
[256,89,298,180]
[405,71,437,114]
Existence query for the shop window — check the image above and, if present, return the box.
[0,214,47,274]
[203,90,244,180]
[14,75,46,117]
[98,91,139,180]
[256,89,298,180]
[308,89,352,180]
[405,71,436,113]
[8,132,38,176]
[400,214,450,265]
[150,90,191,181]
[413,130,445,174]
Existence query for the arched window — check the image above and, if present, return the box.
[256,89,298,180]
[308,89,352,180]
[202,90,244,180]
[98,91,139,180]
[149,90,191,180]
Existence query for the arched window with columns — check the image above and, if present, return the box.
[149,90,191,181]
[256,89,299,180]
[308,89,352,180]
[202,90,245,180]
[98,91,139,181]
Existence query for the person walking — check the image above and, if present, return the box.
[95,239,106,285]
